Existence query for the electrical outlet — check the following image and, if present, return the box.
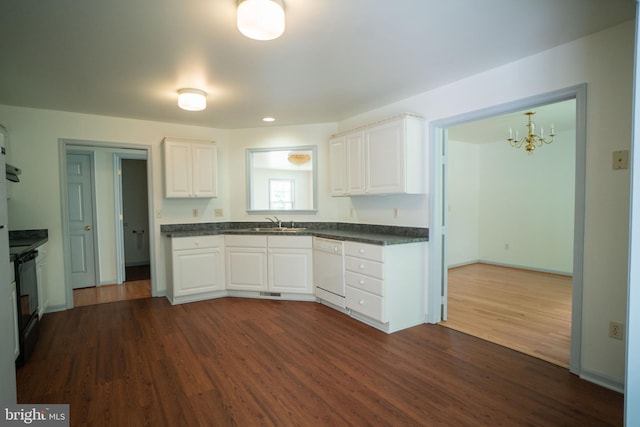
[192,208,199,217]
[215,208,223,217]
[349,207,354,218]
[608,321,624,340]
[613,150,629,170]
[393,208,399,219]
[155,209,162,218]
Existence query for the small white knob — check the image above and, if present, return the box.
[333,247,338,252]
[359,264,365,269]
[359,248,365,254]
[359,300,364,305]
[359,280,364,285]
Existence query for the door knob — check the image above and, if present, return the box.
[85,225,92,231]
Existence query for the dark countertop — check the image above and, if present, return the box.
[161,222,428,246]
[9,229,49,261]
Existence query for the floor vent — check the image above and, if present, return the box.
[260,292,282,297]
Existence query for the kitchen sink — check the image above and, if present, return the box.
[243,227,307,233]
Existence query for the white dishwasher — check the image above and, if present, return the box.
[313,237,345,308]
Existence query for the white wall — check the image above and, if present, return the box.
[337,21,634,385]
[478,131,575,274]
[447,130,575,274]
[447,140,480,266]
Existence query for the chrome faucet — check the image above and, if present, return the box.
[266,216,282,228]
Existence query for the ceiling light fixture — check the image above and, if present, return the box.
[237,0,285,41]
[262,117,275,122]
[507,111,555,154]
[178,88,207,111]
[288,153,311,165]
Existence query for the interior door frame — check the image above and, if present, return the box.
[427,84,587,375]
[59,139,157,308]
[64,149,101,290]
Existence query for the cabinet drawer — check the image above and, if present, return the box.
[346,286,385,322]
[171,235,222,250]
[345,256,383,279]
[345,241,384,262]
[345,271,384,296]
[225,235,267,247]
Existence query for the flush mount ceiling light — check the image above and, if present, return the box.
[177,88,207,111]
[237,0,285,41]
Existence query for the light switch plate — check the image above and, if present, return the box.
[613,150,629,170]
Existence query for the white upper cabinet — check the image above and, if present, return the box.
[329,114,425,196]
[329,136,347,196]
[163,138,218,198]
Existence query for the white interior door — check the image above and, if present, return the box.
[66,153,98,289]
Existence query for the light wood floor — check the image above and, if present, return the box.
[441,263,572,368]
[73,280,151,307]
[17,297,621,426]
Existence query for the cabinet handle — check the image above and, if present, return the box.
[333,247,339,252]
[359,280,365,285]
[359,264,365,269]
[359,300,365,305]
[359,249,365,254]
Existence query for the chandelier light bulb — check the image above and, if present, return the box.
[178,89,207,111]
[237,0,285,41]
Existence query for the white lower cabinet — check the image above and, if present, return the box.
[268,236,313,294]
[225,235,268,291]
[166,235,225,304]
[226,235,313,295]
[345,240,427,333]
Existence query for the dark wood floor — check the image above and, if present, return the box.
[17,297,623,426]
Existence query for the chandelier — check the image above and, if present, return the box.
[507,111,555,154]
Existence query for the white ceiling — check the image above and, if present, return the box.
[0,0,634,129]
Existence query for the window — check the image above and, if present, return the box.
[269,179,294,210]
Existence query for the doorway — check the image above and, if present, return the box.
[60,140,156,309]
[427,85,586,374]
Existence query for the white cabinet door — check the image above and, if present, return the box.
[163,138,217,198]
[329,136,347,196]
[268,248,312,293]
[346,131,366,195]
[226,247,268,291]
[366,119,405,194]
[173,248,224,296]
[164,140,193,198]
[10,281,19,360]
[192,144,218,197]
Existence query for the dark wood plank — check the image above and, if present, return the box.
[17,297,623,426]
